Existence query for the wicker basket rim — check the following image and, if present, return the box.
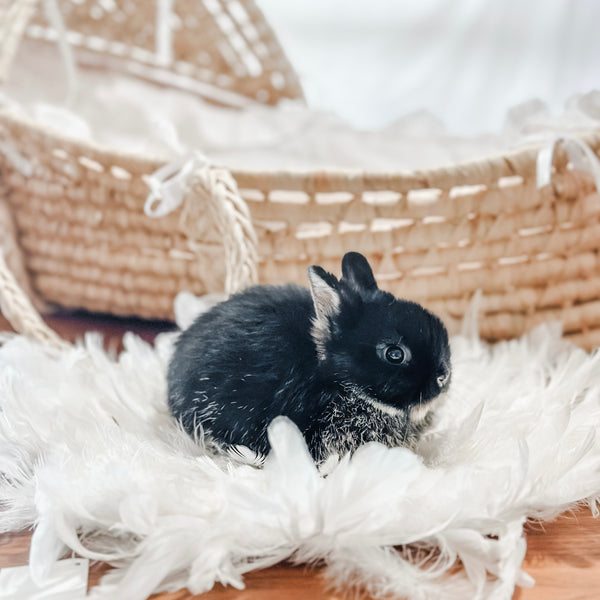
[4,107,600,188]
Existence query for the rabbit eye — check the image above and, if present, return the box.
[384,345,409,365]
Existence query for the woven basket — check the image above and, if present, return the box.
[2,0,600,349]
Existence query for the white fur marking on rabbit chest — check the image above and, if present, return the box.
[410,393,446,428]
[342,385,403,417]
[409,401,433,426]
[316,388,428,460]
[364,397,403,417]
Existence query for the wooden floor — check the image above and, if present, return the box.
[0,311,599,599]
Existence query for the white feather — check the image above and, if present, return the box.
[0,305,598,599]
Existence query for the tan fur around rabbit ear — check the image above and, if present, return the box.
[307,266,339,360]
[307,267,339,321]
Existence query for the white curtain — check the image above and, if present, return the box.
[257,0,600,134]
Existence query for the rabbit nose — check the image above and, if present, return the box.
[436,370,450,388]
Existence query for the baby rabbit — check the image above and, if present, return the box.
[168,252,451,462]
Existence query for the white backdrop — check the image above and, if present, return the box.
[257,0,600,135]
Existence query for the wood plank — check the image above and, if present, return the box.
[516,510,600,600]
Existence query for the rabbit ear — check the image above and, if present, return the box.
[307,266,340,322]
[341,252,378,291]
[307,266,340,359]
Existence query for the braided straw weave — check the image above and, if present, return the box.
[0,250,68,348]
[1,0,600,349]
[0,0,38,84]
[190,167,259,295]
[4,0,303,104]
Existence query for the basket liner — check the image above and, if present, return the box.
[7,44,600,171]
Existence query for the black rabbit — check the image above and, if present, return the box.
[168,252,451,461]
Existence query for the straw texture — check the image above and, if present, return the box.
[1,1,600,349]
[23,0,303,105]
[0,251,68,348]
[0,0,38,84]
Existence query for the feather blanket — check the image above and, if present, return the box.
[0,297,598,600]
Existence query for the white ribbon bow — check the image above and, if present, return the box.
[0,139,33,177]
[536,136,600,192]
[155,0,174,66]
[43,0,78,105]
[143,151,209,218]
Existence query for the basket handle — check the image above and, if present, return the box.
[0,251,69,348]
[195,166,259,295]
[0,0,39,84]
[144,153,259,296]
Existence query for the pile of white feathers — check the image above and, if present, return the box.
[0,296,599,600]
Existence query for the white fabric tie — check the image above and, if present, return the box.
[42,0,78,105]
[143,151,209,218]
[536,136,600,191]
[0,139,33,177]
[155,0,174,66]
[142,151,259,296]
